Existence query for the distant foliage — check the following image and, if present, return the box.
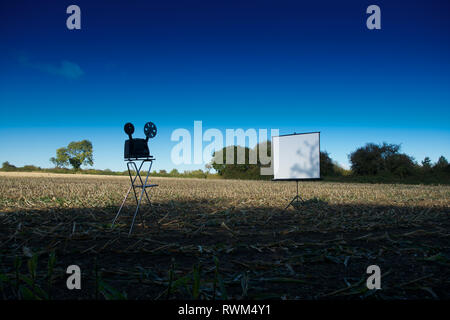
[385,153,416,178]
[210,141,344,180]
[320,151,345,176]
[1,162,41,172]
[2,139,448,184]
[421,157,432,169]
[349,142,415,177]
[211,143,271,180]
[1,161,17,171]
[152,169,210,179]
[433,156,450,172]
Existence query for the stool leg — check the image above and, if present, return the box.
[111,185,132,227]
[128,160,153,235]
[119,159,155,236]
[129,162,140,205]
[129,162,146,228]
[129,186,146,236]
[135,161,147,228]
[143,160,153,206]
[113,161,144,231]
[135,161,152,205]
[133,160,153,227]
[112,161,139,227]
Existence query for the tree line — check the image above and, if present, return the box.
[1,139,449,184]
[210,141,450,184]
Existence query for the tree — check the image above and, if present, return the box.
[50,140,93,170]
[384,153,416,178]
[320,151,335,176]
[348,142,415,177]
[211,145,259,179]
[433,156,450,173]
[204,163,212,174]
[421,157,432,169]
[349,143,395,175]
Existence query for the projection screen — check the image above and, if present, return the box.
[272,132,320,180]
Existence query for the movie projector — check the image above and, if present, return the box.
[112,121,158,236]
[123,122,157,159]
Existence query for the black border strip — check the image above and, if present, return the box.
[272,131,321,138]
[272,178,322,181]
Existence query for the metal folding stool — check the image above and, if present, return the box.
[111,157,158,235]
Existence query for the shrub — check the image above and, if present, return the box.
[349,142,415,177]
[1,161,17,171]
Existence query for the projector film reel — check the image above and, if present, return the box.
[144,122,157,139]
[124,122,135,136]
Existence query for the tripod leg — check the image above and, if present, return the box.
[283,195,305,212]
[284,196,296,211]
[283,181,305,212]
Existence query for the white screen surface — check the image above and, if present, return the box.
[272,132,320,180]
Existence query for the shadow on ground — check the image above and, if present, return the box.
[0,200,449,300]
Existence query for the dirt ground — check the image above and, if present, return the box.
[0,172,449,300]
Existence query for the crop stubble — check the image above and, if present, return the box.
[0,172,449,299]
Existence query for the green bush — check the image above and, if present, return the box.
[349,142,416,177]
[1,161,17,171]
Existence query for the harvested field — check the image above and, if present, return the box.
[0,172,449,299]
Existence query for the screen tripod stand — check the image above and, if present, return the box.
[284,180,305,211]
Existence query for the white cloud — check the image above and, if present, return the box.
[19,55,84,79]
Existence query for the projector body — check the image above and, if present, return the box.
[123,122,157,159]
[124,138,150,159]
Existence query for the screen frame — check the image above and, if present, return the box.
[271,131,322,181]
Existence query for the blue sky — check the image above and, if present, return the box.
[1,0,449,172]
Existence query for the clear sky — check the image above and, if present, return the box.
[1,0,449,172]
